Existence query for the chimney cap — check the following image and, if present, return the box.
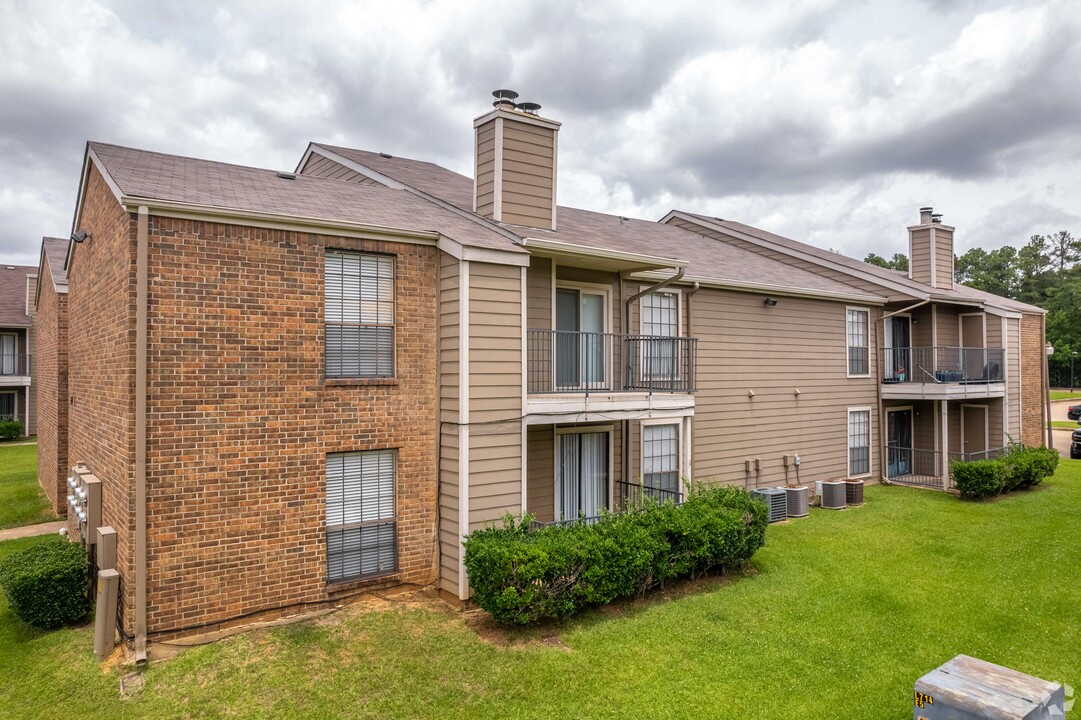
[492,89,519,108]
[518,101,542,115]
[931,213,943,223]
[919,206,933,213]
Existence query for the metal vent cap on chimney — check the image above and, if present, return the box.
[492,89,519,108]
[920,206,934,224]
[518,101,542,115]
[931,213,943,224]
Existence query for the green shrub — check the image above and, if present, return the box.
[951,458,1005,500]
[0,419,23,441]
[1001,446,1060,490]
[462,486,768,625]
[0,537,89,628]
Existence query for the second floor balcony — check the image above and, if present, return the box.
[881,347,1005,400]
[0,354,31,385]
[527,330,698,395]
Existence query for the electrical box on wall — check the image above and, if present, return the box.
[66,464,101,546]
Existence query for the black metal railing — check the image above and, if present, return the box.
[882,347,1004,385]
[529,482,684,531]
[527,329,697,394]
[0,354,31,377]
[887,444,1012,490]
[886,445,944,488]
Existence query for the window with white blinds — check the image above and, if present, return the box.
[643,423,680,495]
[848,410,871,476]
[325,250,395,378]
[846,308,869,376]
[326,450,397,581]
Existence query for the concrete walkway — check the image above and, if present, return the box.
[0,521,65,542]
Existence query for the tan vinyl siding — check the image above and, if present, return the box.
[299,152,382,185]
[690,287,880,486]
[985,315,1002,348]
[467,262,523,528]
[936,307,961,347]
[437,253,460,593]
[986,398,1004,450]
[499,123,555,229]
[947,402,962,456]
[527,257,552,329]
[526,426,554,522]
[1006,317,1021,440]
[935,230,955,289]
[910,229,932,285]
[475,124,496,217]
[911,304,933,348]
[476,125,497,214]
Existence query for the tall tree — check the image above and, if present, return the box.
[1047,230,1080,273]
[863,252,909,271]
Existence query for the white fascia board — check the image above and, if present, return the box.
[523,237,687,269]
[436,236,530,267]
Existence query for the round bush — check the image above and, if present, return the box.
[0,538,89,629]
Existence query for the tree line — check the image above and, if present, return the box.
[866,231,1081,384]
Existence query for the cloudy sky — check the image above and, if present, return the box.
[1,0,1079,268]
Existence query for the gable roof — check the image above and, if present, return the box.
[35,237,69,309]
[674,213,1045,315]
[302,145,885,303]
[84,142,526,257]
[0,264,36,327]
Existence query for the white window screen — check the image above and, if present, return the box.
[643,424,679,496]
[326,449,396,581]
[847,309,869,375]
[848,410,870,476]
[325,250,394,378]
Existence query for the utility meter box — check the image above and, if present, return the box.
[913,655,1063,720]
[65,464,101,546]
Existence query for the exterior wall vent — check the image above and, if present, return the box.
[819,480,848,510]
[752,487,788,522]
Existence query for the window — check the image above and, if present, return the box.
[325,249,394,378]
[0,392,16,422]
[846,308,869,376]
[0,333,17,376]
[848,409,871,477]
[642,423,680,497]
[556,429,610,520]
[640,291,680,382]
[326,450,397,581]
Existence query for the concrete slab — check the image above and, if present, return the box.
[0,521,65,542]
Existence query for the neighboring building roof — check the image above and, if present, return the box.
[87,142,524,255]
[0,264,36,327]
[40,237,69,288]
[305,146,883,302]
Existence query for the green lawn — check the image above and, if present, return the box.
[1053,420,1080,429]
[2,466,1080,718]
[1050,390,1081,402]
[0,444,57,530]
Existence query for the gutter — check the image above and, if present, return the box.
[134,206,148,663]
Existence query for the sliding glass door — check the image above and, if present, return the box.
[556,430,609,520]
[555,288,606,390]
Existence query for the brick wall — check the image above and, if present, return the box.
[66,165,138,634]
[1020,312,1046,447]
[142,217,439,637]
[34,256,68,516]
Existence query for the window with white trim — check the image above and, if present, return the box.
[641,292,679,380]
[848,410,871,476]
[325,249,394,378]
[643,423,680,497]
[326,450,397,581]
[846,308,869,376]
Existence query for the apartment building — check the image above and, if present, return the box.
[0,263,38,437]
[34,237,69,515]
[38,92,1046,651]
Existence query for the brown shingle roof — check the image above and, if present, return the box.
[0,264,35,327]
[40,237,68,288]
[314,146,882,299]
[89,143,523,254]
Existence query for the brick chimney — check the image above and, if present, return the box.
[908,207,955,289]
[473,89,561,230]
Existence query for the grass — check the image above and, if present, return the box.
[0,444,57,530]
[2,466,1080,718]
[1052,420,1080,429]
[1050,390,1081,402]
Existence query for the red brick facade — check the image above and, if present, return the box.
[1020,312,1047,448]
[65,168,439,639]
[34,255,68,516]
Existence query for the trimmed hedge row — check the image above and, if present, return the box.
[462,486,768,625]
[0,537,90,629]
[951,446,1059,500]
[0,419,23,441]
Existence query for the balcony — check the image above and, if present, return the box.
[525,330,697,421]
[881,347,1005,400]
[0,354,31,386]
[886,445,1009,490]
